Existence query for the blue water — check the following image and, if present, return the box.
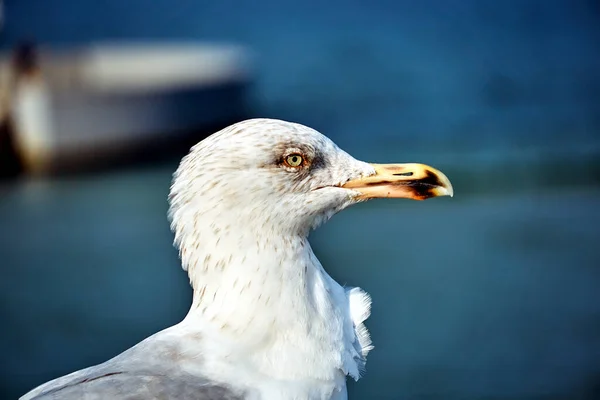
[1,163,599,399]
[1,1,600,398]
[2,0,600,150]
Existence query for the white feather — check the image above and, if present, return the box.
[22,118,381,400]
[168,119,377,399]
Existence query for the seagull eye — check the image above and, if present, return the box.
[284,154,304,168]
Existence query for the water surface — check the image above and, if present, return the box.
[1,163,599,399]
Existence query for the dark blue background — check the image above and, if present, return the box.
[1,1,600,399]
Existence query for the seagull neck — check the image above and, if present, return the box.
[178,226,354,392]
[181,226,341,340]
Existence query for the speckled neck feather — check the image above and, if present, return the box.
[168,118,375,398]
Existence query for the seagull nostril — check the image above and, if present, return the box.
[393,172,413,177]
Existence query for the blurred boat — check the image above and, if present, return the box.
[0,41,253,175]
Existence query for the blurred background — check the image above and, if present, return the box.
[1,1,599,399]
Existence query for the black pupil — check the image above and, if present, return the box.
[291,156,299,164]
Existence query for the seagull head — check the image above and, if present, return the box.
[167,118,454,386]
[169,118,453,240]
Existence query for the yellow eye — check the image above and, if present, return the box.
[284,154,304,168]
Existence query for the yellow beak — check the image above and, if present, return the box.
[342,163,454,201]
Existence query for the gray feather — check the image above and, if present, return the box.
[20,328,245,400]
[23,372,241,400]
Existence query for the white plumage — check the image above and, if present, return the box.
[21,118,453,400]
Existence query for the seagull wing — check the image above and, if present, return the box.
[20,329,245,400]
[21,370,241,400]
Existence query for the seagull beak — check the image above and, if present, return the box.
[341,163,454,200]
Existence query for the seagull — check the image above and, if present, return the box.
[21,118,453,400]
